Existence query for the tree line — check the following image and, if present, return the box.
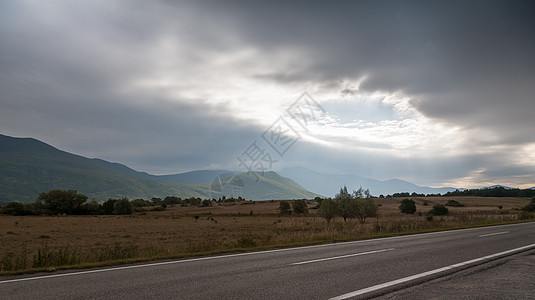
[0,189,219,216]
[444,186,535,197]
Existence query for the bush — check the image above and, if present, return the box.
[357,198,378,223]
[113,198,133,215]
[101,199,117,215]
[1,202,26,216]
[131,199,151,207]
[399,198,417,214]
[521,202,535,212]
[445,200,464,207]
[291,200,308,215]
[83,200,101,215]
[318,198,337,223]
[428,204,449,216]
[37,190,88,215]
[279,201,292,216]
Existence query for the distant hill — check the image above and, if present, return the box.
[154,170,240,184]
[0,134,318,203]
[278,166,458,197]
[484,185,514,190]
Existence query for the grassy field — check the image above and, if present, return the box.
[1,196,533,274]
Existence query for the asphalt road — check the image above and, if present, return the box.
[1,222,534,299]
[377,249,535,299]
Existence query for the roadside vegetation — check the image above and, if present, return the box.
[1,189,534,274]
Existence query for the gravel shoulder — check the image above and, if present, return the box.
[378,250,535,300]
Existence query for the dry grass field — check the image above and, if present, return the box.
[1,197,533,274]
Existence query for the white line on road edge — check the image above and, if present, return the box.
[1,222,533,285]
[329,243,535,300]
[291,248,394,266]
[478,231,509,238]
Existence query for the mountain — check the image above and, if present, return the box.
[0,134,318,203]
[154,170,240,184]
[483,185,514,190]
[278,166,457,197]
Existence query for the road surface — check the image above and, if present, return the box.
[1,222,534,299]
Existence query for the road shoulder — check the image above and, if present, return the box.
[378,250,535,299]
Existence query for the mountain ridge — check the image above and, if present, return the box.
[278,166,458,197]
[0,134,318,203]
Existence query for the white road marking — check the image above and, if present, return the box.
[329,243,535,300]
[1,222,532,285]
[478,231,509,238]
[291,248,395,266]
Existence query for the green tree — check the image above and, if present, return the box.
[350,187,378,223]
[131,199,150,207]
[102,199,117,215]
[356,198,378,223]
[292,200,308,215]
[279,201,292,216]
[318,198,337,223]
[352,187,372,199]
[399,198,417,215]
[83,200,101,215]
[163,196,182,206]
[1,202,25,215]
[37,190,88,215]
[113,198,133,215]
[151,197,162,205]
[335,186,356,222]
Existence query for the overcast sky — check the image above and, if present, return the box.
[1,0,534,188]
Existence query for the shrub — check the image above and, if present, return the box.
[279,201,292,216]
[131,199,151,207]
[113,198,133,215]
[102,199,117,215]
[521,202,535,212]
[399,198,417,214]
[428,204,449,216]
[37,190,88,215]
[445,200,464,207]
[318,198,337,223]
[1,202,26,216]
[356,198,378,223]
[291,200,308,215]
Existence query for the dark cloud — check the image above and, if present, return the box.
[1,0,534,187]
[206,0,535,142]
